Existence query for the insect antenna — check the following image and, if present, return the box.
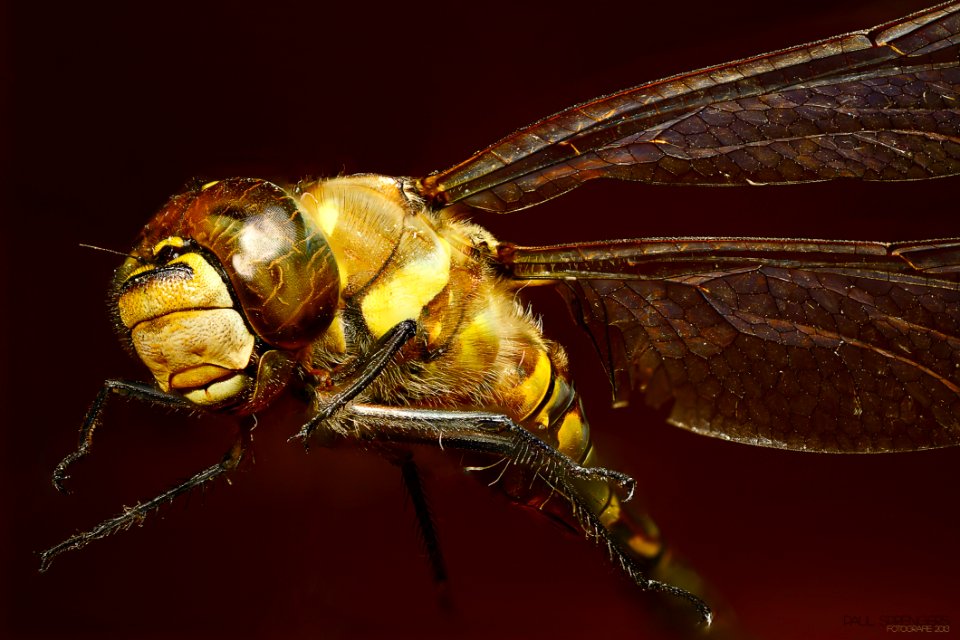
[78,243,145,263]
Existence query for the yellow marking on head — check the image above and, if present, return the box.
[119,252,234,328]
[361,236,451,337]
[516,350,551,421]
[170,364,235,389]
[153,236,187,252]
[557,411,589,459]
[185,374,248,405]
[201,180,220,190]
[130,308,255,393]
[125,237,190,280]
[126,263,152,279]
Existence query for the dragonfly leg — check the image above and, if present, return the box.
[315,403,710,626]
[387,451,450,603]
[53,380,193,493]
[340,404,636,500]
[40,422,253,572]
[290,319,418,445]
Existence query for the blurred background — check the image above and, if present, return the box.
[4,1,959,638]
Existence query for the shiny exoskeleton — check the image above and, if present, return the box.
[44,1,960,628]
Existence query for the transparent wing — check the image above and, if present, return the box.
[417,2,960,213]
[500,238,960,452]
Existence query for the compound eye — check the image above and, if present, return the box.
[155,178,341,349]
[227,194,340,348]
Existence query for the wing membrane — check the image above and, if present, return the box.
[418,2,960,213]
[500,238,960,452]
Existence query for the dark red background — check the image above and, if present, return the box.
[5,1,959,639]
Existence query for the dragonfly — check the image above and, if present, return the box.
[42,0,960,629]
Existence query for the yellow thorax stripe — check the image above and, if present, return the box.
[361,236,452,338]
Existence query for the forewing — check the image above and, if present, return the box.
[417,2,960,213]
[501,238,960,452]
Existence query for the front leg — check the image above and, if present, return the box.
[291,319,418,444]
[41,422,253,572]
[53,380,194,493]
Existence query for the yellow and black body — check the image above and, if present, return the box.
[46,169,709,617]
[111,173,671,589]
[43,1,960,631]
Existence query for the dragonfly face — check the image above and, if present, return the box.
[111,178,339,410]
[37,2,956,636]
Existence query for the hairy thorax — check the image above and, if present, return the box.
[297,176,575,439]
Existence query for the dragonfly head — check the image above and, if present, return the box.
[112,178,341,411]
